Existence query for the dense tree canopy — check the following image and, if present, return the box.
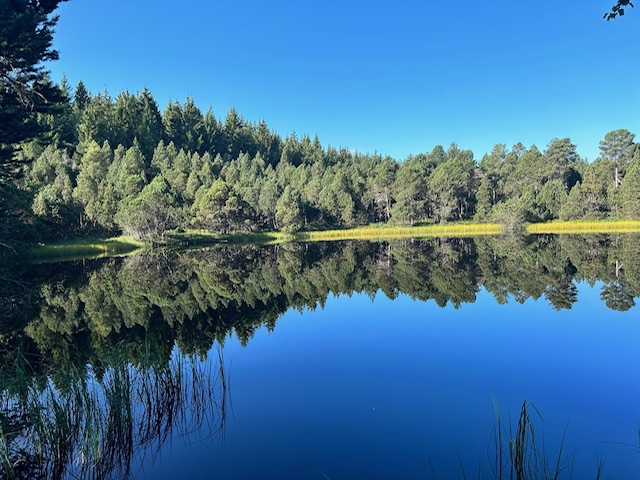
[1,81,638,243]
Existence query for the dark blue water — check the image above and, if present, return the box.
[137,283,640,479]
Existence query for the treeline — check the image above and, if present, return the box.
[2,234,639,374]
[5,81,640,241]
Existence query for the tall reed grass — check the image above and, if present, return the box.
[463,400,605,480]
[0,345,229,479]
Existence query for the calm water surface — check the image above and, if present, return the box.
[1,235,640,479]
[143,286,640,479]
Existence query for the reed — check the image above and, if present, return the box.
[295,223,504,242]
[474,400,604,480]
[527,220,640,234]
[0,344,228,479]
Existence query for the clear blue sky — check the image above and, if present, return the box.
[49,0,640,162]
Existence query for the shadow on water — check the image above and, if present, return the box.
[0,344,229,480]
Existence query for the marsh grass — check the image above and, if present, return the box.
[26,236,145,263]
[527,220,640,235]
[296,223,504,242]
[0,345,228,479]
[22,223,502,263]
[169,224,503,248]
[469,400,604,480]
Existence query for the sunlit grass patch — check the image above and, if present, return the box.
[27,236,145,262]
[295,223,504,242]
[527,220,640,234]
[168,230,291,246]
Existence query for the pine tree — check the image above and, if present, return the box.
[620,154,640,219]
[0,0,67,177]
[598,129,636,189]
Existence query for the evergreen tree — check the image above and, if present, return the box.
[78,90,114,147]
[390,158,430,225]
[73,80,90,113]
[543,137,580,188]
[137,88,164,160]
[598,129,636,189]
[163,101,186,149]
[115,175,178,240]
[369,157,397,222]
[559,183,586,220]
[581,160,614,217]
[73,140,113,229]
[536,179,567,220]
[620,154,640,219]
[192,180,254,233]
[275,186,304,233]
[182,97,205,153]
[0,0,67,176]
[429,149,476,222]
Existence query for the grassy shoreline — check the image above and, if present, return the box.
[23,236,146,262]
[295,222,504,241]
[13,220,640,264]
[526,220,640,234]
[167,222,504,246]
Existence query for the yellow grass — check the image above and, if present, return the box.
[526,220,640,234]
[295,223,504,242]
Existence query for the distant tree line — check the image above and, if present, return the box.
[2,82,640,242]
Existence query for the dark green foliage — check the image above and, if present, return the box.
[390,158,428,225]
[3,74,639,242]
[559,183,585,221]
[275,186,304,233]
[620,154,640,219]
[0,0,67,177]
[598,128,636,190]
[604,0,634,20]
[73,80,89,112]
[429,145,477,223]
[192,179,255,234]
[115,175,178,240]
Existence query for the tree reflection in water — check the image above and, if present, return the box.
[1,233,640,477]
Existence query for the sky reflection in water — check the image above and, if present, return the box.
[142,283,640,479]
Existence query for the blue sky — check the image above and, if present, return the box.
[49,0,640,162]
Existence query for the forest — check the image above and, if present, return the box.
[2,80,640,246]
[1,0,639,247]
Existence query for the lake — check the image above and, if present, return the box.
[1,234,640,479]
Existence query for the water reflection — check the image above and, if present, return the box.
[2,235,640,365]
[1,234,640,477]
[0,347,228,479]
